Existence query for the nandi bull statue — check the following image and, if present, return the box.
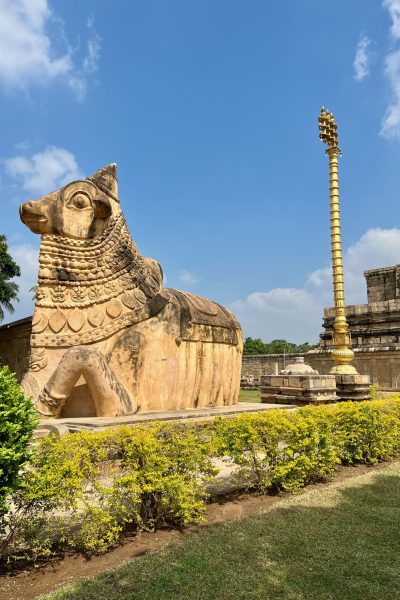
[19,164,243,418]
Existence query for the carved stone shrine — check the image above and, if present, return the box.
[19,164,243,418]
[260,357,337,406]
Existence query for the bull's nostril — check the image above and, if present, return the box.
[20,201,42,216]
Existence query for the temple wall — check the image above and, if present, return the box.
[365,266,398,303]
[321,265,400,350]
[0,317,32,381]
[242,351,400,391]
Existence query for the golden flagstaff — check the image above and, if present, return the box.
[318,107,357,375]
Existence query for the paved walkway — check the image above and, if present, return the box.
[37,402,295,435]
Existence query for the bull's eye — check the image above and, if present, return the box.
[69,192,92,210]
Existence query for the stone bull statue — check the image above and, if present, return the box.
[19,164,243,418]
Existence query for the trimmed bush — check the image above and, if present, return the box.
[215,408,338,492]
[329,400,400,463]
[0,366,37,524]
[215,400,400,493]
[6,423,216,556]
[2,398,400,560]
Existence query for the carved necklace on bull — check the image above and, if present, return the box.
[29,176,163,353]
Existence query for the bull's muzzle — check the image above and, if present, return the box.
[19,201,49,234]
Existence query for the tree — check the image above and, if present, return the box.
[243,336,318,355]
[295,342,318,353]
[0,235,20,322]
[266,339,297,354]
[243,337,269,354]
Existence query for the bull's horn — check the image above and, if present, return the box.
[87,163,119,203]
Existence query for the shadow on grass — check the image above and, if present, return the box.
[43,467,400,600]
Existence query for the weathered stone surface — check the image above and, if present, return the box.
[260,360,337,406]
[281,356,318,375]
[0,317,32,381]
[19,164,243,419]
[335,373,371,402]
[35,402,296,436]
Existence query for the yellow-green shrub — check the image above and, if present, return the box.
[2,398,400,560]
[214,409,338,492]
[215,399,400,492]
[6,423,216,556]
[329,400,400,463]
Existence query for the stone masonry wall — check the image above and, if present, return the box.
[0,317,32,381]
[364,266,398,303]
[321,265,400,350]
[242,351,400,391]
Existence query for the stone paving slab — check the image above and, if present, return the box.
[37,402,296,435]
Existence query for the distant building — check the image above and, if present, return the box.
[320,265,400,350]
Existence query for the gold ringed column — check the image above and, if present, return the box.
[318,107,357,375]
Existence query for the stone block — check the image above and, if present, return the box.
[335,373,371,402]
[260,371,337,406]
[335,374,370,385]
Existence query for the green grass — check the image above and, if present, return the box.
[42,461,400,600]
[238,388,260,403]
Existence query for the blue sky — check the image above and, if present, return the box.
[1,0,400,343]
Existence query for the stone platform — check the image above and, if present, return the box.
[260,357,338,406]
[36,402,296,436]
[335,373,371,402]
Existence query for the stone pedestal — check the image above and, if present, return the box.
[260,357,337,406]
[260,373,337,406]
[335,373,371,402]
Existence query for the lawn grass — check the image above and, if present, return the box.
[42,461,400,600]
[238,388,260,402]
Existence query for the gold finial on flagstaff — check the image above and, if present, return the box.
[318,107,340,150]
[318,107,357,375]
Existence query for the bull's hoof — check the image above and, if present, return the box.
[35,389,62,418]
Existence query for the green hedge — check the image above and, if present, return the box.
[2,398,400,559]
[3,423,216,557]
[215,400,400,492]
[0,367,37,525]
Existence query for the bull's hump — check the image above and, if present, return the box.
[166,288,240,345]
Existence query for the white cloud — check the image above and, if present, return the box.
[4,146,83,196]
[3,243,39,323]
[353,35,371,81]
[384,0,400,40]
[179,269,201,285]
[230,228,400,344]
[83,18,101,74]
[381,1,400,138]
[380,49,400,138]
[231,288,321,345]
[0,0,101,101]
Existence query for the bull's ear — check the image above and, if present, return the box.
[88,164,119,203]
[93,194,112,219]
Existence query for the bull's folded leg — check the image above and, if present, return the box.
[35,346,135,418]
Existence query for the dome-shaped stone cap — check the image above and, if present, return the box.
[281,356,319,375]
